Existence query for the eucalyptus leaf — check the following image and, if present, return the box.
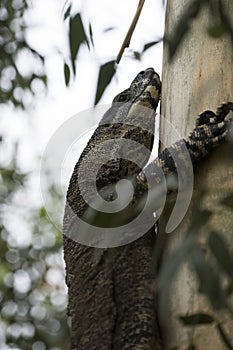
[103,27,115,32]
[187,345,197,350]
[89,23,94,46]
[94,60,116,105]
[218,0,233,46]
[39,207,47,219]
[167,0,203,60]
[179,312,214,325]
[207,23,227,38]
[159,208,212,317]
[216,324,233,350]
[64,63,71,86]
[220,193,233,209]
[209,231,233,278]
[191,247,224,309]
[142,40,162,53]
[158,236,198,317]
[64,4,71,20]
[69,13,89,75]
[133,51,141,61]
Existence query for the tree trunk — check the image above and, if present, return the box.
[159,1,233,349]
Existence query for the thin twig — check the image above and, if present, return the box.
[116,0,145,64]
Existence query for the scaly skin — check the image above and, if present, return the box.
[63,68,163,350]
[63,66,232,350]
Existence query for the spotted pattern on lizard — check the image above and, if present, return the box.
[63,67,233,350]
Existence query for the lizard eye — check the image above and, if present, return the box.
[118,94,128,102]
[114,92,130,103]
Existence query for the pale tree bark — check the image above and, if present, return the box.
[159,1,233,349]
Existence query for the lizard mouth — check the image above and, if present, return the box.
[130,68,161,106]
[129,68,161,111]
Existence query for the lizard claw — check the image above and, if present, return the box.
[215,102,233,121]
[195,102,233,127]
[195,110,216,127]
[186,104,233,163]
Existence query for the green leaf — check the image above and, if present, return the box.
[133,51,141,61]
[94,60,116,105]
[158,206,212,318]
[179,313,214,325]
[40,74,47,86]
[142,40,161,53]
[64,4,71,20]
[216,324,233,350]
[39,207,47,219]
[190,209,212,231]
[220,193,233,209]
[89,22,94,46]
[207,23,227,38]
[103,27,115,33]
[167,0,203,60]
[69,13,89,74]
[209,231,233,278]
[191,247,224,308]
[158,237,198,317]
[218,0,233,47]
[64,63,71,86]
[187,345,197,350]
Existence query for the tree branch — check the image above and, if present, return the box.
[116,0,145,64]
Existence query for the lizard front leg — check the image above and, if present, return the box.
[136,103,233,191]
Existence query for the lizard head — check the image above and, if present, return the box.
[113,68,161,110]
[101,68,161,125]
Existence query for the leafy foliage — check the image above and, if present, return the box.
[220,193,233,209]
[63,10,92,87]
[63,5,71,21]
[142,40,163,53]
[191,246,225,309]
[209,231,233,278]
[62,3,161,104]
[64,63,70,87]
[180,312,233,349]
[69,13,90,75]
[158,141,233,349]
[179,313,214,325]
[94,60,116,105]
[216,324,233,350]
[62,1,233,106]
[0,0,47,108]
[0,159,69,350]
[166,0,233,60]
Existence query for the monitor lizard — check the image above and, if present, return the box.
[63,67,232,350]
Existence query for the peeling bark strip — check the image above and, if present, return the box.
[63,66,232,349]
